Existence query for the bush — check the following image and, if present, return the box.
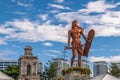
[62,67,91,76]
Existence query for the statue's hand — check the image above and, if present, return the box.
[87,39,91,43]
[64,46,71,50]
[85,38,90,43]
[68,46,70,48]
[67,44,71,48]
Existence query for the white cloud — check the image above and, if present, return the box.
[55,0,64,3]
[88,25,120,37]
[48,4,70,10]
[46,50,61,54]
[79,0,117,14]
[42,42,53,46]
[111,49,120,52]
[12,0,33,7]
[55,11,101,25]
[46,53,57,58]
[12,45,20,48]
[36,24,68,43]
[1,19,68,43]
[10,12,26,15]
[6,19,36,31]
[38,14,48,21]
[116,2,120,6]
[90,48,120,53]
[43,49,61,58]
[0,26,14,34]
[49,10,60,13]
[90,48,105,52]
[17,2,32,7]
[88,56,120,63]
[11,0,15,2]
[55,1,120,37]
[0,39,7,45]
[100,11,120,25]
[1,0,120,44]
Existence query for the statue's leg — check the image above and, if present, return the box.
[71,48,76,67]
[78,48,83,67]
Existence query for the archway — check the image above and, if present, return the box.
[27,64,31,75]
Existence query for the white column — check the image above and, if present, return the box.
[36,63,38,75]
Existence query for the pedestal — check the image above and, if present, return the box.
[18,75,40,80]
[62,67,91,80]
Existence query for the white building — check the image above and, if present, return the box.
[93,61,108,77]
[0,60,18,71]
[73,60,89,68]
[53,58,69,77]
[114,63,120,69]
[91,74,120,80]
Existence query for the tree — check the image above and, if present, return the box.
[2,65,19,79]
[49,61,58,79]
[109,63,120,78]
[44,60,58,80]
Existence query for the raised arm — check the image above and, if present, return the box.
[68,30,71,48]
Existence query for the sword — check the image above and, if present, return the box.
[64,44,84,50]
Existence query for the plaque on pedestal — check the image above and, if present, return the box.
[62,67,91,80]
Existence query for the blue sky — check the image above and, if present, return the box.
[0,0,120,75]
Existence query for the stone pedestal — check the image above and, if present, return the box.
[62,67,91,80]
[18,75,39,80]
[64,71,90,80]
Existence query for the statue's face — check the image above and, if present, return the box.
[25,49,32,54]
[74,21,78,26]
[73,21,78,27]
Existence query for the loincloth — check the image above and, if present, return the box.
[71,41,82,49]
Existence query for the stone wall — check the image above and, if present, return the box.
[64,71,90,80]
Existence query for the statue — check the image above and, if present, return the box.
[65,20,95,67]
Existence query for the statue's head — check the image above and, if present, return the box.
[24,46,32,55]
[72,20,78,28]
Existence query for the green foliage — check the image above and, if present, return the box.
[44,60,58,80]
[109,63,120,78]
[49,62,58,78]
[62,67,91,76]
[2,65,19,79]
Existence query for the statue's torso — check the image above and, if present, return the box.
[70,27,83,47]
[71,27,82,41]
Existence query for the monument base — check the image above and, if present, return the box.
[18,75,40,80]
[62,67,91,80]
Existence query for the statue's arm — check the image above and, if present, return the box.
[81,29,88,41]
[68,30,71,48]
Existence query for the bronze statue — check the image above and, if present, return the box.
[65,20,95,67]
